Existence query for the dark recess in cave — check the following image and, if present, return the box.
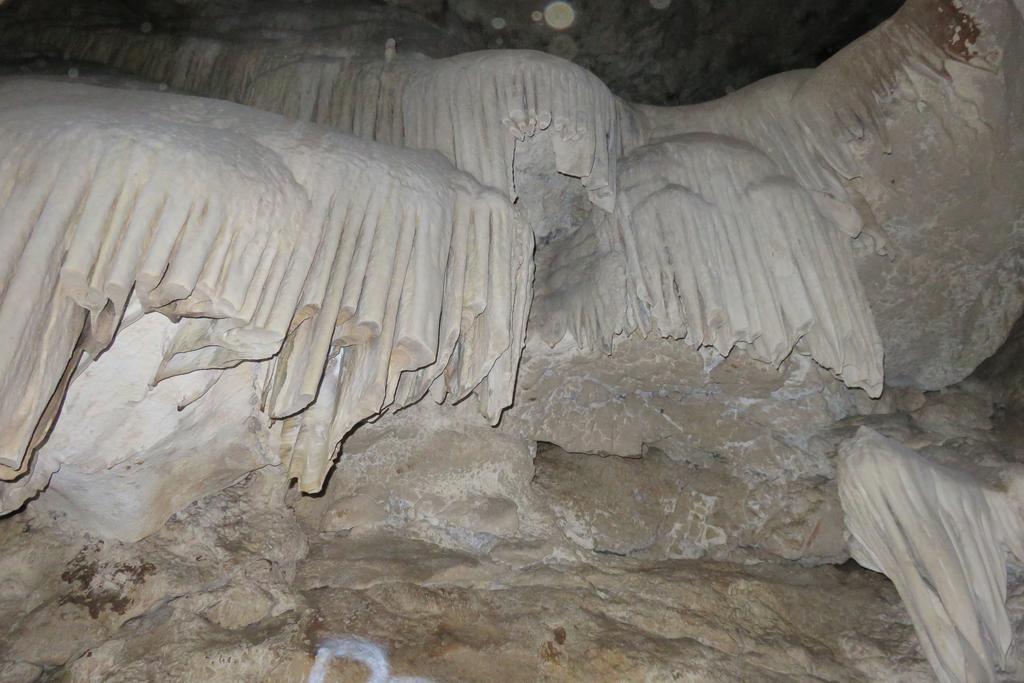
[0,0,906,104]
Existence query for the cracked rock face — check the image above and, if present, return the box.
[0,0,1023,682]
[0,469,938,683]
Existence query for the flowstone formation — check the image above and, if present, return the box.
[0,0,1023,681]
[0,79,533,495]
[839,428,1024,683]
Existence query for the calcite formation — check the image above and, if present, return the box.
[0,26,897,498]
[0,314,275,540]
[839,428,1024,683]
[13,28,646,209]
[641,0,1024,388]
[613,134,883,394]
[0,0,1023,681]
[0,79,533,493]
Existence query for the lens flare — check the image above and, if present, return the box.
[543,1,576,30]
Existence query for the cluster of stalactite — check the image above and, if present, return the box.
[611,135,884,395]
[0,80,533,492]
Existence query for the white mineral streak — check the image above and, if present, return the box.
[0,79,533,493]
[611,135,884,396]
[839,428,1024,683]
[29,28,645,209]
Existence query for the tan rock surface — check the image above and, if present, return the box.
[0,473,934,683]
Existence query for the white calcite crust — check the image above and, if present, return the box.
[612,134,884,395]
[839,427,1024,683]
[0,78,533,494]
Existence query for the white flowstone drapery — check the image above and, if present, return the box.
[22,27,646,210]
[839,427,1024,683]
[0,79,534,493]
[612,134,884,396]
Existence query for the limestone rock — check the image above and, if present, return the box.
[535,442,846,563]
[503,336,857,463]
[494,339,859,563]
[293,401,544,554]
[0,470,308,674]
[910,386,996,437]
[0,663,41,683]
[6,313,273,542]
[978,315,1024,416]
[0,476,937,682]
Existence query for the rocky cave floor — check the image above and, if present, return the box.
[3,375,1024,682]
[1,473,931,683]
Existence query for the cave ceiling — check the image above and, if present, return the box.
[0,0,904,104]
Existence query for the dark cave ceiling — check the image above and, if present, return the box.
[0,0,905,104]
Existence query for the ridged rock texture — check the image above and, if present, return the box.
[640,0,1024,389]
[0,78,534,494]
[9,27,647,210]
[611,134,883,395]
[839,427,1024,683]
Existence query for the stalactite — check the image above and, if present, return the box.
[839,427,1024,683]
[610,134,884,395]
[0,79,533,493]
[19,27,646,210]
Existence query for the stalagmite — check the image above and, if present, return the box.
[838,427,1024,683]
[0,78,533,494]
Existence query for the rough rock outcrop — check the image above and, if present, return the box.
[534,441,847,563]
[292,400,547,555]
[0,471,937,683]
